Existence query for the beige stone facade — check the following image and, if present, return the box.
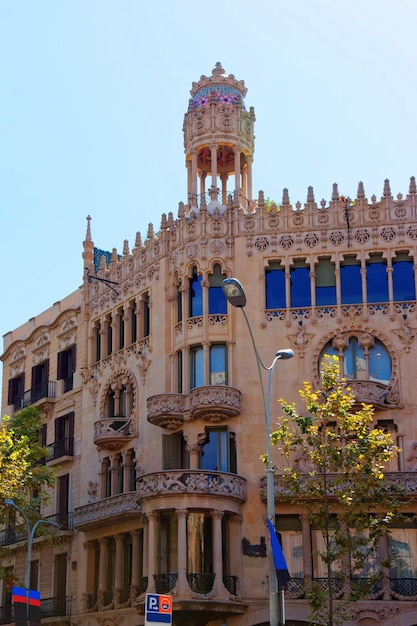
[2,63,417,626]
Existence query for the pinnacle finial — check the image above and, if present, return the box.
[85,215,92,242]
[332,183,339,201]
[357,181,365,199]
[212,62,225,76]
[383,179,391,197]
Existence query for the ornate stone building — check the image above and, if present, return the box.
[2,63,417,626]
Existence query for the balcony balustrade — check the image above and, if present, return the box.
[93,416,136,451]
[13,381,57,412]
[147,386,241,429]
[74,492,141,531]
[137,470,246,504]
[47,436,74,461]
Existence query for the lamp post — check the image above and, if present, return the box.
[222,278,294,626]
[5,499,59,622]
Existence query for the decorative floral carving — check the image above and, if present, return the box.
[137,470,246,503]
[74,493,142,529]
[254,236,269,251]
[355,229,370,243]
[329,231,344,245]
[381,226,396,241]
[279,235,294,249]
[304,233,319,247]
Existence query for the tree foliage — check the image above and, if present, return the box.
[270,355,403,626]
[0,406,54,519]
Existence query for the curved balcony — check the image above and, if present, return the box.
[348,380,399,410]
[147,386,241,429]
[74,492,142,531]
[147,394,188,429]
[189,385,241,422]
[93,417,136,451]
[137,470,246,504]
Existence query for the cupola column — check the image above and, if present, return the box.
[220,172,228,204]
[191,150,198,208]
[234,145,241,194]
[210,142,218,189]
[246,156,253,201]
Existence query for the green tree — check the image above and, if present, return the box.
[0,405,55,521]
[270,356,402,626]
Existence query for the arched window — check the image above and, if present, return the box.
[208,264,227,314]
[189,267,203,317]
[320,333,391,385]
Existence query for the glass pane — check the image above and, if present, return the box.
[290,267,311,307]
[341,264,362,304]
[266,268,286,309]
[393,260,416,301]
[191,347,204,389]
[187,512,213,573]
[369,341,391,384]
[200,431,219,470]
[344,338,366,380]
[190,273,203,317]
[280,531,303,578]
[210,345,226,385]
[209,286,227,314]
[366,262,388,303]
[389,529,417,578]
[159,512,178,574]
[316,285,336,306]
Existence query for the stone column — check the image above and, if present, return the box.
[111,454,120,495]
[212,510,225,596]
[310,270,316,308]
[98,537,109,592]
[220,172,228,204]
[131,529,142,589]
[229,514,242,591]
[176,509,189,594]
[234,145,241,194]
[361,260,367,306]
[246,156,253,201]
[114,534,124,591]
[191,150,198,208]
[146,511,158,593]
[210,143,218,189]
[300,515,312,579]
[187,443,200,471]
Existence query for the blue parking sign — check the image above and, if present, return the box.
[145,593,172,625]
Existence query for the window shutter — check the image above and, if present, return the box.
[162,434,182,470]
[7,379,14,405]
[57,351,64,380]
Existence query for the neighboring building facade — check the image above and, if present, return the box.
[2,63,417,626]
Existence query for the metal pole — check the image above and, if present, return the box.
[5,500,59,623]
[240,308,284,626]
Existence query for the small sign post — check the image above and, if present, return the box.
[145,593,172,625]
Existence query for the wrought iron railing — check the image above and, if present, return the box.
[47,436,74,460]
[0,605,12,625]
[187,572,215,595]
[223,574,238,595]
[154,573,178,594]
[41,596,73,618]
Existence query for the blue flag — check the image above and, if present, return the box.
[267,519,291,588]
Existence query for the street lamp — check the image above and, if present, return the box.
[222,277,294,626]
[5,499,59,622]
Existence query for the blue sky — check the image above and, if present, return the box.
[1,0,416,340]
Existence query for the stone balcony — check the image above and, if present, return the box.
[74,492,142,531]
[348,379,399,410]
[147,386,241,429]
[93,417,136,451]
[137,470,247,505]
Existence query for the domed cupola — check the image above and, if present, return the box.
[183,62,256,214]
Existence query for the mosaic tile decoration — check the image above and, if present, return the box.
[193,84,245,109]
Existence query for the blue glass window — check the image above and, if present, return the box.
[366,255,388,303]
[393,255,416,302]
[341,260,362,304]
[290,264,311,308]
[265,265,286,309]
[209,265,227,314]
[189,268,203,317]
[190,346,204,389]
[199,427,236,473]
[210,344,227,385]
[320,336,391,385]
[315,258,336,306]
